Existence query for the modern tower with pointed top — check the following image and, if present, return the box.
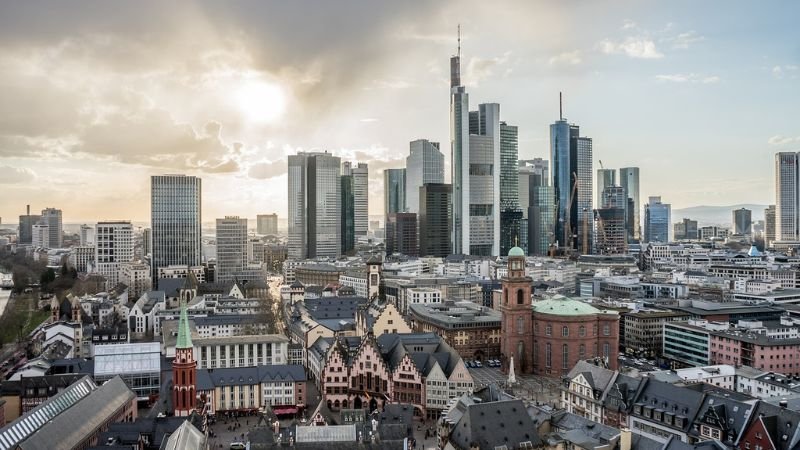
[172,302,196,417]
[450,27,469,255]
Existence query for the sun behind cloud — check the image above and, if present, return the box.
[234,79,287,124]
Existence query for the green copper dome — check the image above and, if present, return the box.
[532,296,617,316]
[508,246,525,257]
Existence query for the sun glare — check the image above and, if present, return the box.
[235,80,287,123]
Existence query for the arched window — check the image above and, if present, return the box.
[182,371,186,385]
[562,326,569,337]
[517,316,524,335]
[503,288,508,304]
[579,325,586,337]
[517,289,524,305]
[562,344,569,370]
[579,344,586,358]
[545,324,552,336]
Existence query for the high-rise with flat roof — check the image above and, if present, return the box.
[215,216,247,284]
[95,221,134,286]
[342,162,368,238]
[288,152,341,259]
[257,214,278,235]
[619,167,641,242]
[776,152,800,243]
[383,168,406,219]
[386,213,418,256]
[732,208,752,236]
[341,171,355,255]
[419,183,452,257]
[499,122,522,256]
[40,208,63,248]
[150,175,202,282]
[644,196,671,243]
[17,205,40,245]
[765,205,776,247]
[406,139,444,214]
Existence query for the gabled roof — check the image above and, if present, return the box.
[691,392,756,446]
[748,401,800,450]
[566,360,616,395]
[449,399,543,450]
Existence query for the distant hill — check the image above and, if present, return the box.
[672,204,769,227]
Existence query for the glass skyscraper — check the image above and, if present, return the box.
[288,152,342,259]
[383,168,406,219]
[406,139,444,214]
[499,122,522,255]
[450,50,469,255]
[341,173,355,255]
[644,196,671,243]
[150,174,202,283]
[215,216,247,284]
[619,167,641,242]
[775,152,800,242]
[419,183,452,257]
[596,169,616,208]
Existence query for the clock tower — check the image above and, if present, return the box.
[500,246,534,374]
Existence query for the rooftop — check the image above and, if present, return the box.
[533,296,617,317]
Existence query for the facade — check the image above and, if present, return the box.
[644,196,671,243]
[776,152,800,242]
[674,218,699,240]
[94,342,161,400]
[40,207,63,248]
[294,264,346,287]
[595,185,628,254]
[31,223,49,248]
[150,174,202,282]
[530,184,555,255]
[418,183,452,257]
[383,168,406,218]
[142,227,151,257]
[662,320,713,368]
[597,168,616,208]
[194,334,289,369]
[79,224,94,245]
[409,301,501,361]
[197,364,307,414]
[561,360,617,424]
[765,204,776,247]
[257,213,278,235]
[450,46,469,256]
[733,208,753,236]
[69,245,95,273]
[119,262,151,300]
[406,139,444,214]
[619,167,641,242]
[215,216,247,284]
[95,220,134,287]
[623,310,690,357]
[499,247,535,373]
[17,206,41,245]
[499,122,523,256]
[340,171,355,254]
[519,160,549,255]
[342,161,368,240]
[386,213,418,256]
[288,152,342,259]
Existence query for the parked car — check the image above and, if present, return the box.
[475,361,483,368]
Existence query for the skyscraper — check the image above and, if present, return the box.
[674,218,699,240]
[342,162,368,238]
[95,221,134,287]
[288,152,341,259]
[530,185,555,256]
[406,139,444,214]
[765,205,776,247]
[341,171,355,255]
[466,103,501,256]
[499,122,522,256]
[644,196,671,243]
[775,152,800,243]
[31,223,49,248]
[596,169,616,208]
[732,208,752,236]
[17,205,40,245]
[619,167,641,242]
[386,213,418,256]
[151,175,202,282]
[519,159,550,255]
[383,168,406,218]
[595,186,627,254]
[142,228,152,257]
[215,216,247,284]
[550,94,593,253]
[419,183,452,257]
[450,35,469,255]
[257,214,278,235]
[41,208,63,248]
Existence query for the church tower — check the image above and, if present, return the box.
[70,295,82,323]
[366,255,382,300]
[50,296,60,323]
[173,301,197,416]
[500,247,534,374]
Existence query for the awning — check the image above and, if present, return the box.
[273,407,299,415]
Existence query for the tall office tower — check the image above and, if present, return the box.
[288,152,342,259]
[386,213,418,256]
[619,167,641,241]
[406,139,444,214]
[142,228,152,257]
[596,169,616,207]
[79,224,94,245]
[765,205,776,247]
[466,103,501,256]
[776,152,800,242]
[32,223,49,248]
[644,196,671,243]
[383,168,406,218]
[594,186,627,254]
[151,175,202,282]
[530,185,556,256]
[257,214,278,235]
[518,159,550,254]
[499,122,523,256]
[40,208,63,248]
[419,183,452,257]
[215,216,247,284]
[18,205,40,245]
[674,218,699,240]
[95,221,134,286]
[341,172,355,255]
[450,33,469,255]
[341,162,368,238]
[550,94,593,253]
[732,208,753,236]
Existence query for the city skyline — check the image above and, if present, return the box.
[0,1,798,223]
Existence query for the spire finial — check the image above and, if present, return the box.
[457,24,461,59]
[559,91,563,121]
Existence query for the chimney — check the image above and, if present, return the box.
[619,427,632,450]
[780,399,789,409]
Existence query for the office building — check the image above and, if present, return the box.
[215,216,247,284]
[119,262,151,300]
[732,207,752,236]
[595,186,628,254]
[257,213,278,235]
[406,139,444,214]
[341,171,355,254]
[40,207,63,248]
[596,168,616,208]
[519,159,550,255]
[765,205,776,247]
[619,167,641,241]
[530,185,556,256]
[776,152,800,242]
[450,39,469,255]
[79,224,94,245]
[383,168,406,218]
[150,175,202,282]
[95,221,134,286]
[551,95,593,254]
[17,205,40,245]
[342,161,368,238]
[419,183,452,257]
[31,223,49,248]
[499,122,523,256]
[644,196,671,243]
[142,227,151,257]
[288,152,341,259]
[674,218,699,240]
[386,213,418,256]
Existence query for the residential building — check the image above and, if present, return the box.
[150,174,202,282]
[405,139,444,214]
[95,220,134,287]
[288,152,341,259]
[644,196,671,243]
[386,213,418,256]
[40,207,63,248]
[561,360,616,424]
[215,216,247,284]
[257,213,278,235]
[418,183,452,257]
[119,262,151,300]
[383,168,406,218]
[733,207,753,236]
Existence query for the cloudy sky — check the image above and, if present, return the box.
[0,0,798,224]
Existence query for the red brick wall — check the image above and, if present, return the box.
[531,313,620,378]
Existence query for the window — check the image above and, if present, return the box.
[517,316,524,335]
[579,326,586,337]
[579,344,586,359]
[603,324,610,336]
[562,344,569,370]
[517,289,524,305]
[546,324,552,336]
[546,343,552,368]
[562,326,569,337]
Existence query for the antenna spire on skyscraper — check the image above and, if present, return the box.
[457,24,461,59]
[559,91,563,121]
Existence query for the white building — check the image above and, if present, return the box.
[401,287,442,315]
[79,224,94,245]
[32,223,49,248]
[157,265,206,283]
[215,216,247,284]
[194,335,289,369]
[674,365,736,390]
[95,221,134,287]
[119,262,152,300]
[69,245,95,273]
[128,291,166,338]
[339,272,368,298]
[40,207,63,248]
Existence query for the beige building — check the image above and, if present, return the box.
[355,298,411,336]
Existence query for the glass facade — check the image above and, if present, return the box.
[644,196,671,243]
[530,186,555,255]
[215,216,247,283]
[383,168,406,217]
[341,174,355,255]
[406,139,444,214]
[419,183,452,257]
[288,152,341,259]
[619,167,641,242]
[150,175,202,282]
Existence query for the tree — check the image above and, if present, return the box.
[40,268,56,290]
[60,262,68,277]
[12,269,27,293]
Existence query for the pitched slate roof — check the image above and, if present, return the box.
[567,360,616,393]
[196,364,306,390]
[449,399,543,450]
[690,392,756,446]
[748,401,800,450]
[631,378,706,434]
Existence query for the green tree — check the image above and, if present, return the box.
[40,268,56,290]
